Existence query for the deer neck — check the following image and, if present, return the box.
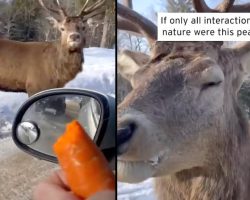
[155,108,250,200]
[155,155,249,200]
[155,167,239,200]
[54,41,83,87]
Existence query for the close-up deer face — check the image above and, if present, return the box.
[39,0,105,51]
[117,1,250,184]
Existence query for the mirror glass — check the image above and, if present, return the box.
[16,94,102,156]
[17,122,39,145]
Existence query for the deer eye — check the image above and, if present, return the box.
[78,24,85,31]
[194,61,224,92]
[201,81,222,91]
[60,27,65,31]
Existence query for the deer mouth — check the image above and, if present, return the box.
[117,151,165,183]
[118,151,165,166]
[69,41,81,49]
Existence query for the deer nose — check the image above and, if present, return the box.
[117,123,136,155]
[69,33,80,41]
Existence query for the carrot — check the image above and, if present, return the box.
[53,120,115,199]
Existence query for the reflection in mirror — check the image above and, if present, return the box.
[17,122,39,145]
[17,94,101,157]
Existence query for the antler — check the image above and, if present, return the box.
[54,0,67,16]
[79,0,91,13]
[38,0,67,18]
[118,17,143,37]
[117,3,157,44]
[78,0,106,17]
[193,0,250,12]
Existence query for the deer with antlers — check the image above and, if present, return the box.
[0,0,105,96]
[117,0,250,199]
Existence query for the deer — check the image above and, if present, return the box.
[0,0,106,96]
[117,0,250,199]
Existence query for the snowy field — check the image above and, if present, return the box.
[118,179,156,200]
[0,48,115,137]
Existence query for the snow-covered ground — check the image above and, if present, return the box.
[0,47,115,137]
[66,47,115,94]
[118,179,156,200]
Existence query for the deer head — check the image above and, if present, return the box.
[39,0,106,51]
[117,0,250,183]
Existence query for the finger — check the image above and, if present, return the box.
[87,190,115,200]
[44,169,69,190]
[33,181,81,200]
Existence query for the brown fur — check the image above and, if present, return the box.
[0,38,83,96]
[118,41,250,199]
[0,0,107,96]
[117,1,250,198]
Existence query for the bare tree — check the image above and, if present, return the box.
[117,0,135,103]
[167,0,194,12]
[100,0,115,48]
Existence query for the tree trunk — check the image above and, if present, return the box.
[100,10,109,48]
[100,0,115,48]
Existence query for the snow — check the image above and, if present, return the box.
[66,48,115,95]
[118,179,156,200]
[0,121,12,138]
[0,47,115,137]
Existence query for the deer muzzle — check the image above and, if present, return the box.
[67,32,82,49]
[117,123,136,155]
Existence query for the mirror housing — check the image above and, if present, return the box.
[12,89,115,167]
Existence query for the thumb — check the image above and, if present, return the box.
[33,182,81,200]
[60,193,82,200]
[87,190,115,200]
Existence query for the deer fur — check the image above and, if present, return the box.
[0,38,83,95]
[0,0,106,96]
[150,42,250,200]
[117,1,250,199]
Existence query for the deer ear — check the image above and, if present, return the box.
[46,17,60,29]
[118,50,150,86]
[233,42,250,74]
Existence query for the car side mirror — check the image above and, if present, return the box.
[12,89,115,168]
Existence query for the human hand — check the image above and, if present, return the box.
[33,170,115,200]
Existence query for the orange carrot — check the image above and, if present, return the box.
[53,120,115,199]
